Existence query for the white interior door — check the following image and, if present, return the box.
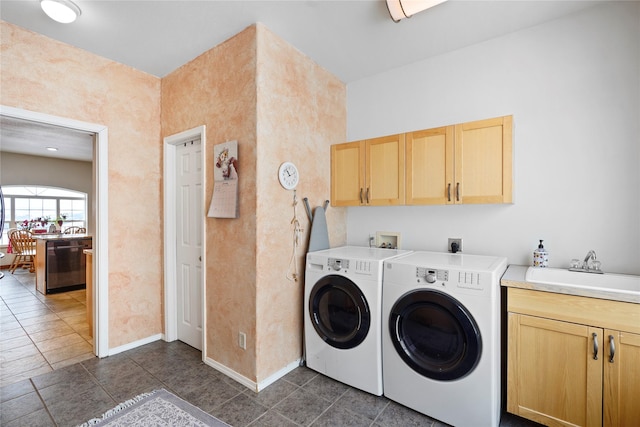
[176,139,203,350]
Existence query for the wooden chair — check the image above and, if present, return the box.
[6,228,19,272]
[63,226,86,234]
[8,229,36,273]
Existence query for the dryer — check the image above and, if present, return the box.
[382,251,507,426]
[304,246,411,396]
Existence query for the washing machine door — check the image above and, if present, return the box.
[388,289,481,381]
[309,275,370,349]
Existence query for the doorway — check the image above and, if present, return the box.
[0,105,109,358]
[163,126,206,355]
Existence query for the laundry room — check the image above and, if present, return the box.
[1,1,638,426]
[305,2,639,425]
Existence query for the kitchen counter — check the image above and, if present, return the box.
[35,235,92,294]
[34,233,92,241]
[501,265,639,304]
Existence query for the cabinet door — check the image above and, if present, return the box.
[604,330,640,427]
[455,115,512,204]
[365,134,405,206]
[331,141,365,206]
[406,126,454,205]
[507,313,603,427]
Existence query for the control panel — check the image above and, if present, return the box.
[327,258,375,275]
[415,267,484,291]
[416,267,449,283]
[328,258,349,271]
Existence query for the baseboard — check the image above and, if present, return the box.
[108,333,163,356]
[256,359,301,392]
[203,356,302,392]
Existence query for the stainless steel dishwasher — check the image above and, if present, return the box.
[46,238,92,293]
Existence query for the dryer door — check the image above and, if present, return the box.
[309,275,370,349]
[388,289,481,381]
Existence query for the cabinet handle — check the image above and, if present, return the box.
[456,182,460,202]
[609,335,615,363]
[359,188,364,204]
[447,183,452,202]
[593,333,599,360]
[366,187,370,204]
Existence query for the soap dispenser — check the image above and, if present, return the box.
[533,240,549,267]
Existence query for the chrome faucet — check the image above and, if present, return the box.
[569,250,603,273]
[583,250,597,266]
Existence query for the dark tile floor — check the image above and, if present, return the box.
[1,339,542,427]
[1,270,542,427]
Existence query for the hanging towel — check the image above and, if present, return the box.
[308,206,330,252]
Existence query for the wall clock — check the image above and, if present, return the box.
[278,162,299,190]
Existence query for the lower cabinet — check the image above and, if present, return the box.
[507,288,640,427]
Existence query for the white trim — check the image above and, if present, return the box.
[163,126,207,358]
[203,355,302,392]
[0,105,109,357]
[256,359,302,391]
[108,333,162,356]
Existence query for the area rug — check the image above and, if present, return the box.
[77,389,231,427]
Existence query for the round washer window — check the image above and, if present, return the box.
[389,289,481,381]
[309,275,370,349]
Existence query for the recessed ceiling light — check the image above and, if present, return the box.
[40,0,82,24]
[46,147,59,152]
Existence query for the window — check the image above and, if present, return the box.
[1,186,88,244]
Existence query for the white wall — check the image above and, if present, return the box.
[346,2,640,274]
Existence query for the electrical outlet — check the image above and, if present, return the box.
[448,238,463,253]
[238,332,246,350]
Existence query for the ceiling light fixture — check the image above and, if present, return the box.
[40,0,81,24]
[46,147,59,152]
[386,0,448,22]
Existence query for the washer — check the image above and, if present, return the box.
[304,246,411,396]
[382,251,507,426]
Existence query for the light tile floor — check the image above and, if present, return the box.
[1,269,94,388]
[1,270,542,427]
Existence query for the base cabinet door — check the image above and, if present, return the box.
[507,313,603,427]
[603,330,640,427]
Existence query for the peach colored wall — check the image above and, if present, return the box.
[0,21,163,348]
[1,19,346,381]
[162,26,259,378]
[254,25,346,382]
[162,24,346,383]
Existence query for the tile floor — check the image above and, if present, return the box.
[1,269,94,388]
[1,270,541,427]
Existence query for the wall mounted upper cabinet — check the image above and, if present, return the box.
[454,115,513,204]
[333,115,512,207]
[406,125,454,205]
[331,134,405,206]
[406,115,513,205]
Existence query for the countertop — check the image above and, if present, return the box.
[34,233,92,241]
[501,265,639,304]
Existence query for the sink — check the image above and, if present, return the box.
[525,267,640,296]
